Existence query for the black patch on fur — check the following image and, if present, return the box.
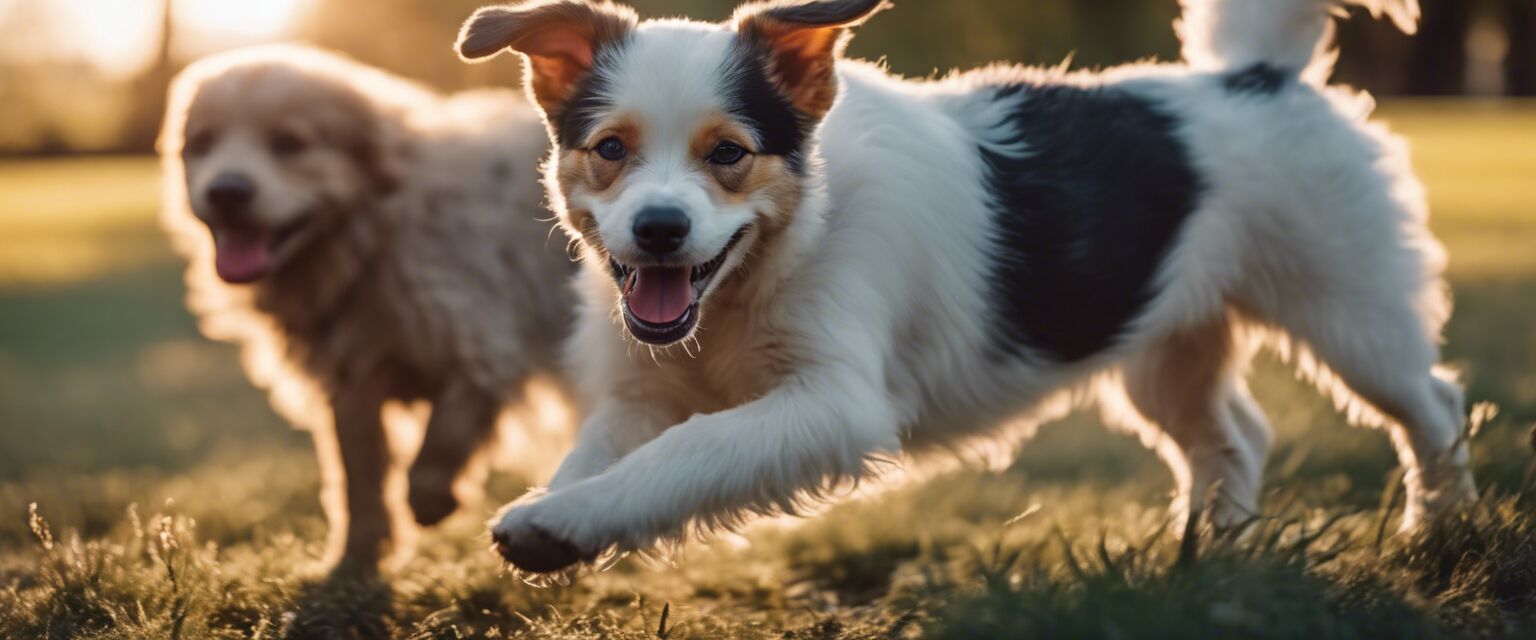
[1222,63,1288,95]
[721,40,814,173]
[554,44,630,149]
[981,79,1203,363]
[760,0,884,26]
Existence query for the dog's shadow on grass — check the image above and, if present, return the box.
[282,573,395,640]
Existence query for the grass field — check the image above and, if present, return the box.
[2,101,1535,639]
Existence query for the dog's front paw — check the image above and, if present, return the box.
[492,522,583,574]
[488,497,598,574]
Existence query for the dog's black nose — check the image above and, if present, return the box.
[207,173,255,212]
[632,206,690,256]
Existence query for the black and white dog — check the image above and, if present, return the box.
[458,0,1474,575]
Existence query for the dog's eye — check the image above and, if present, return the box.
[184,131,215,158]
[707,142,746,165]
[595,137,627,162]
[270,132,308,157]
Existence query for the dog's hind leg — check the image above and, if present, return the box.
[1246,283,1474,529]
[408,378,502,526]
[1233,191,1475,529]
[1110,313,1272,531]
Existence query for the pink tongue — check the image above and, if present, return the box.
[213,228,272,283]
[626,266,693,324]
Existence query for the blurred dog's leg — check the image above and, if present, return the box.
[1116,315,1270,531]
[408,379,501,526]
[331,380,394,575]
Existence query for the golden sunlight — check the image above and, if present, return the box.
[177,0,306,38]
[50,0,158,75]
[46,0,307,76]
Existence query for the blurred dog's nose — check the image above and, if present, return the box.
[207,173,255,212]
[632,206,690,256]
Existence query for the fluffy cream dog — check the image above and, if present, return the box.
[159,45,576,574]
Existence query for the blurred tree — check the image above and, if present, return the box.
[293,0,1188,91]
[298,0,524,91]
[122,0,176,152]
[1,0,1532,155]
[0,0,130,153]
[1502,0,1535,95]
[1408,0,1472,95]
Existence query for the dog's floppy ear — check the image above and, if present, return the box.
[733,0,889,118]
[457,0,636,118]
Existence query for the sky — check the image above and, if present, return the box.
[1,0,309,76]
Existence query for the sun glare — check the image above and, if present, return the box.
[50,0,157,76]
[178,0,305,38]
[43,0,306,76]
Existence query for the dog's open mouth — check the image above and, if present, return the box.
[209,218,309,284]
[613,228,748,345]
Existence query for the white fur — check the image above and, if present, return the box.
[490,0,1473,573]
[1178,0,1420,81]
[574,22,756,269]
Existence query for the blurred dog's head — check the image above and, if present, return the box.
[459,0,885,345]
[161,46,408,284]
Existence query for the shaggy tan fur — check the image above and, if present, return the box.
[158,45,578,574]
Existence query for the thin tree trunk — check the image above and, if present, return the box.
[123,0,175,152]
[1406,0,1472,96]
[1504,0,1536,96]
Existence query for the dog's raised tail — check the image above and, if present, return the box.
[1176,0,1419,81]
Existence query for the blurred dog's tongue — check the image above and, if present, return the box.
[627,266,692,324]
[213,228,272,283]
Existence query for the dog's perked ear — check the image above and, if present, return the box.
[733,0,889,119]
[329,92,407,195]
[457,0,637,119]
